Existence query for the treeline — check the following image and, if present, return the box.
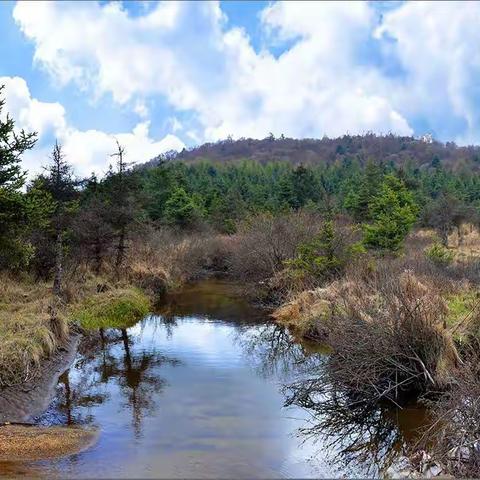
[2,85,480,282]
[140,158,480,236]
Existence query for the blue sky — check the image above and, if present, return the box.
[0,1,479,177]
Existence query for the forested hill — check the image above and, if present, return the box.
[148,134,480,172]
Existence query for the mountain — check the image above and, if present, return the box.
[146,134,480,172]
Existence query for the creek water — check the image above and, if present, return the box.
[0,280,428,478]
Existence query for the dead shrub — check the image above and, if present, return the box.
[227,210,323,283]
[322,270,460,402]
[124,226,225,294]
[415,347,480,477]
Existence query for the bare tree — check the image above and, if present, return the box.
[109,140,137,277]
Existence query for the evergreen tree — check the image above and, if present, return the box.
[363,174,418,251]
[41,141,77,294]
[344,160,383,222]
[0,85,37,268]
[278,165,319,210]
[73,174,115,274]
[106,141,142,276]
[164,187,204,228]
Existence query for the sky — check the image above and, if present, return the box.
[1,0,480,178]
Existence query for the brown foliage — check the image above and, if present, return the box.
[415,347,480,477]
[227,210,322,282]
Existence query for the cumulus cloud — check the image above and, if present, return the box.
[1,76,185,177]
[61,123,185,177]
[10,0,480,144]
[0,76,66,141]
[12,0,414,143]
[376,1,480,144]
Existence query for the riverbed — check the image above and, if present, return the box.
[0,280,428,478]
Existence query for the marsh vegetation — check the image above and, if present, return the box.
[1,85,480,476]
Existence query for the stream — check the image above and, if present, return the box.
[0,280,429,478]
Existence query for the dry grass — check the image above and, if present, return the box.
[0,424,98,461]
[0,274,69,387]
[275,268,463,401]
[0,270,152,386]
[272,284,337,338]
[125,227,226,295]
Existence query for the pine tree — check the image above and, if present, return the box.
[344,160,383,222]
[41,141,77,295]
[363,174,418,251]
[0,85,37,268]
[111,141,128,274]
[73,174,115,274]
[278,165,319,210]
[164,187,204,228]
[105,140,141,276]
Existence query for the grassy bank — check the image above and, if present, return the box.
[0,274,72,387]
[0,227,226,387]
[74,287,150,330]
[0,273,152,387]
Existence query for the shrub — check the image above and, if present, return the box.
[417,354,480,478]
[327,271,460,400]
[425,243,454,266]
[285,220,364,288]
[227,210,322,282]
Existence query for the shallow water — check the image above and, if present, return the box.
[0,280,428,478]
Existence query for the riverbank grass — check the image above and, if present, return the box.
[73,287,150,330]
[0,275,68,387]
[0,273,151,386]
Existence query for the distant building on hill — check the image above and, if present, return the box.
[420,133,434,143]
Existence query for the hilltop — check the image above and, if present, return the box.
[146,134,480,171]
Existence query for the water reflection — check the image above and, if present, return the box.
[39,322,181,438]
[239,321,429,476]
[1,280,429,478]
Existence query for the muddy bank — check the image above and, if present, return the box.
[0,334,80,423]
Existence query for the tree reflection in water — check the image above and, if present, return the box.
[236,323,317,378]
[42,323,181,439]
[238,322,427,476]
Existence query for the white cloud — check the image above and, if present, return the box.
[60,122,185,177]
[0,76,66,141]
[12,0,413,143]
[1,76,185,177]
[376,1,480,144]
[11,0,480,144]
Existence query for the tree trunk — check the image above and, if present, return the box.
[94,234,102,275]
[53,230,63,296]
[115,227,126,277]
[440,228,449,247]
[458,225,465,247]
